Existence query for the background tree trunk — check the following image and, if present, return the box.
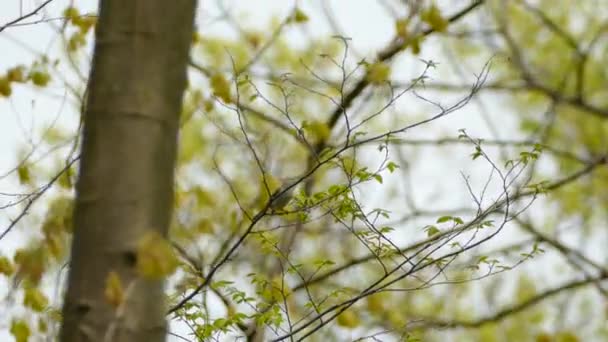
[60,1,196,341]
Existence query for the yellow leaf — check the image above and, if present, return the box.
[38,318,47,333]
[136,231,179,278]
[403,36,423,55]
[44,234,64,259]
[192,31,202,44]
[202,99,214,112]
[480,323,498,341]
[193,186,214,207]
[10,319,30,342]
[387,309,405,326]
[105,271,124,308]
[293,8,309,23]
[302,120,331,144]
[210,73,232,103]
[366,62,391,84]
[366,293,385,313]
[270,276,291,301]
[57,169,72,189]
[17,164,31,185]
[258,173,283,208]
[23,286,48,312]
[195,219,214,234]
[30,71,50,87]
[63,7,80,21]
[336,309,360,328]
[0,256,14,276]
[7,66,25,83]
[421,4,448,32]
[43,127,68,144]
[42,196,73,237]
[245,32,263,48]
[412,37,422,55]
[47,308,62,322]
[14,248,45,285]
[265,173,283,195]
[0,77,11,97]
[556,331,579,342]
[73,16,97,33]
[68,32,87,52]
[395,18,409,39]
[536,333,552,342]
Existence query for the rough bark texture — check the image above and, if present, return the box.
[60,1,196,341]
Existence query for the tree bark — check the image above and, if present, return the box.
[60,1,196,341]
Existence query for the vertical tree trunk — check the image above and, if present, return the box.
[60,1,196,341]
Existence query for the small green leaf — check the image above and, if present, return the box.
[386,161,399,173]
[436,216,452,223]
[425,225,440,237]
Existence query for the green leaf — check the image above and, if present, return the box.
[386,161,399,173]
[136,231,179,279]
[471,146,482,160]
[425,225,440,237]
[436,216,452,223]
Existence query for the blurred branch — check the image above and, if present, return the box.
[496,1,608,120]
[514,217,608,297]
[414,274,607,329]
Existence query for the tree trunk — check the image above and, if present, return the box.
[60,1,196,341]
